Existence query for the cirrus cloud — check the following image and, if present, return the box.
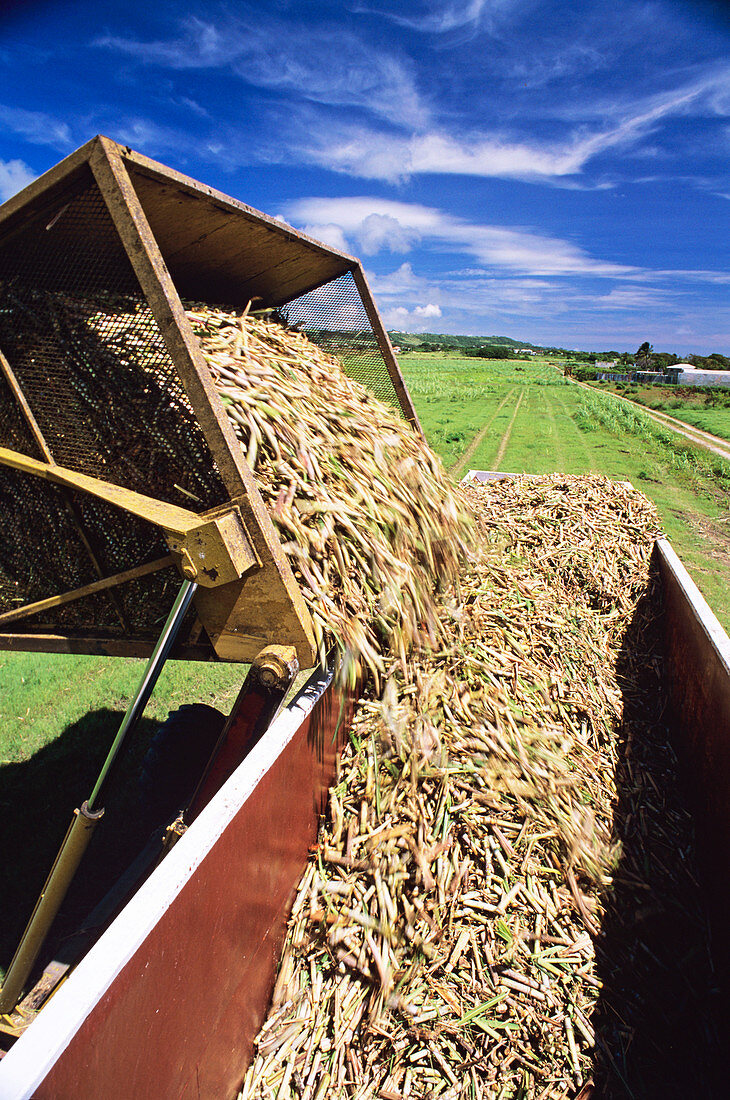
[96,14,429,129]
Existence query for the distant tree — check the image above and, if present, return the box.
[473,345,512,359]
[651,352,679,369]
[636,341,655,369]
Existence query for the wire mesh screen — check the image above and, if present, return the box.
[0,169,228,513]
[283,271,403,413]
[0,466,183,635]
[0,461,189,640]
[0,367,41,459]
[0,169,225,646]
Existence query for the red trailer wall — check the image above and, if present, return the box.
[655,538,730,977]
[0,665,351,1099]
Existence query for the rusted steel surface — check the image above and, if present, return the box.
[0,665,352,1100]
[188,647,300,821]
[654,538,730,961]
[124,151,357,308]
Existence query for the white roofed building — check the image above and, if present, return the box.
[666,364,730,387]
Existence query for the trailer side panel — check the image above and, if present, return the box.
[655,538,730,963]
[0,667,351,1100]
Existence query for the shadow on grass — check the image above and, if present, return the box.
[0,708,158,977]
[591,563,723,1097]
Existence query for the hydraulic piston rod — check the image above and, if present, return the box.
[0,579,198,1014]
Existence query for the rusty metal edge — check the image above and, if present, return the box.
[119,144,360,268]
[0,137,357,273]
[0,661,339,1099]
[88,136,317,666]
[653,536,730,989]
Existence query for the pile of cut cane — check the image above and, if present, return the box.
[187,303,466,687]
[187,307,715,1097]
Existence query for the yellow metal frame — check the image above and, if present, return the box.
[0,445,320,664]
[0,447,259,587]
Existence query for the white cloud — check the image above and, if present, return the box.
[301,69,730,183]
[303,126,580,183]
[630,268,730,285]
[582,286,674,311]
[299,222,350,252]
[0,105,73,151]
[96,16,428,129]
[284,196,441,233]
[507,43,608,89]
[0,157,35,201]
[282,195,633,277]
[357,213,421,254]
[363,0,522,36]
[382,302,442,329]
[368,261,431,295]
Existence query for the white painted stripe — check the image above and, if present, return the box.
[655,538,730,675]
[0,664,333,1100]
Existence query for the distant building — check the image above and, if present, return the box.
[666,364,730,388]
[596,360,617,369]
[597,371,633,382]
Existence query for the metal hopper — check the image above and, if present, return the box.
[0,135,419,667]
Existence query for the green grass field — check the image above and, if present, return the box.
[0,651,246,974]
[402,353,730,629]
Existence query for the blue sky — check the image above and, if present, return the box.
[1,0,730,353]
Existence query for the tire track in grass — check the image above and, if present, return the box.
[449,387,516,477]
[552,389,598,472]
[543,388,567,471]
[492,390,525,470]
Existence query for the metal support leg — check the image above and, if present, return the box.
[87,579,198,811]
[0,579,198,1014]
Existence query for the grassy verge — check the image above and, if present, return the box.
[574,388,730,493]
[587,380,730,443]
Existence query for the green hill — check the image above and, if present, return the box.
[389,331,539,352]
